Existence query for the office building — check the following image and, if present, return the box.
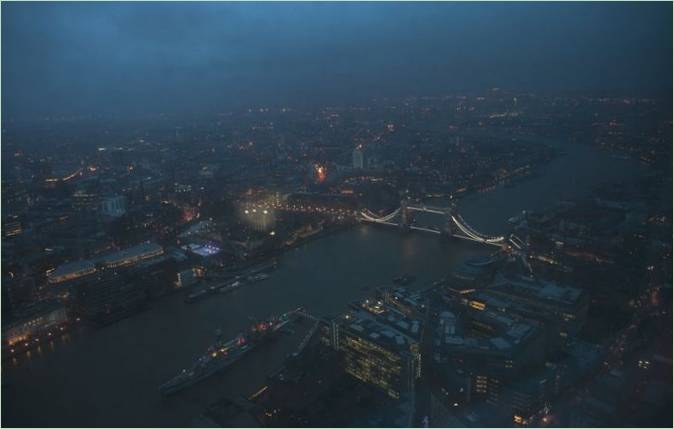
[322,297,422,399]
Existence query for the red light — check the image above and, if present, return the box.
[314,164,327,183]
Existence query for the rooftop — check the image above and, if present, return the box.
[351,298,423,341]
[491,273,584,307]
[98,242,163,266]
[342,302,422,353]
[47,260,96,282]
[48,242,164,281]
[433,293,539,355]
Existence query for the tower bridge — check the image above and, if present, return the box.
[359,199,509,248]
[242,195,525,251]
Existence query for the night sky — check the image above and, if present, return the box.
[2,2,672,118]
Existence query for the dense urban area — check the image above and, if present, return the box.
[2,89,672,427]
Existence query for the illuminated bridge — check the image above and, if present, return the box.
[241,196,525,251]
[358,199,508,247]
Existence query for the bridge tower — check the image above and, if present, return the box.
[443,212,455,237]
[442,196,457,238]
[400,199,411,230]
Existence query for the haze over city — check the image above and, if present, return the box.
[3,2,672,119]
[1,2,672,428]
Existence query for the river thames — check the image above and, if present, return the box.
[3,138,644,427]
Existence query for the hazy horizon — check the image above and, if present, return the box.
[2,2,672,120]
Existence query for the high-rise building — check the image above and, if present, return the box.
[321,298,423,400]
[352,146,364,169]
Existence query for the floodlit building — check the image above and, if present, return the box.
[2,300,68,349]
[98,242,164,268]
[322,297,422,399]
[47,260,97,284]
[47,243,164,284]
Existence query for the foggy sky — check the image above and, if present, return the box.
[2,2,672,119]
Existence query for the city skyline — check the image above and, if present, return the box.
[2,2,672,120]
[1,2,671,428]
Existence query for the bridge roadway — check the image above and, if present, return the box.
[359,203,507,247]
[407,205,446,215]
[241,199,507,247]
[292,320,321,358]
[362,218,505,248]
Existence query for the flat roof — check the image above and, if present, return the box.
[433,296,540,355]
[48,260,96,279]
[352,299,423,342]
[49,242,163,280]
[342,303,422,353]
[491,273,583,307]
[98,242,163,265]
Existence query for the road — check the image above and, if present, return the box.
[414,297,433,427]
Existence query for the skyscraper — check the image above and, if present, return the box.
[352,146,364,169]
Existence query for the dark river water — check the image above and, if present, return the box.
[2,138,645,427]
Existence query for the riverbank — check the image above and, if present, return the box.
[2,136,647,427]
